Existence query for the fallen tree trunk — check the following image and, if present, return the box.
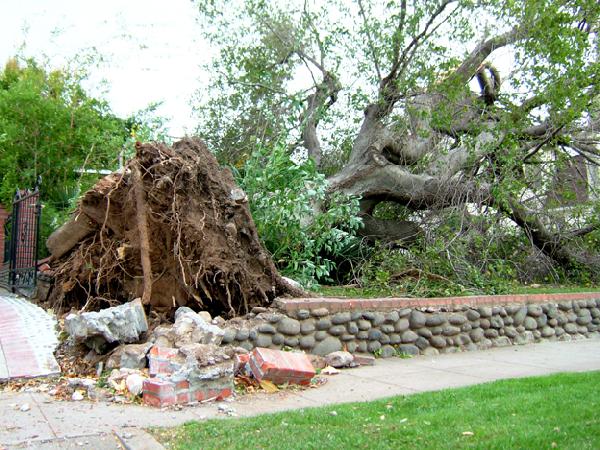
[48,138,301,317]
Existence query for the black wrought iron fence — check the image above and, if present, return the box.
[0,180,42,294]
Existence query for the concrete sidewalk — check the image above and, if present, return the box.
[1,338,599,448]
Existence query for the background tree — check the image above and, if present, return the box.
[195,0,600,286]
[0,57,164,252]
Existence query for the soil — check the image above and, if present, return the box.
[47,138,302,317]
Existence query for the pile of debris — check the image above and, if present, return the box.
[45,138,302,317]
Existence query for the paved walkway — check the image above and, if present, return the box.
[1,338,599,449]
[0,292,60,381]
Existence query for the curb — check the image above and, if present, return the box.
[114,428,165,450]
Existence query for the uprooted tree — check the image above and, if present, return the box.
[47,139,301,316]
[196,0,600,277]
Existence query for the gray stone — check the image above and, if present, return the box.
[249,329,258,341]
[331,312,352,325]
[503,316,514,326]
[255,333,272,347]
[222,328,236,344]
[401,330,419,343]
[516,325,525,333]
[394,318,410,332]
[367,341,381,353]
[325,351,354,368]
[357,331,369,340]
[423,347,440,356]
[541,326,555,338]
[379,345,397,358]
[469,328,484,343]
[492,336,511,347]
[555,327,565,337]
[466,309,481,321]
[342,334,356,342]
[258,323,277,334]
[480,319,491,329]
[504,326,517,338]
[442,326,460,336]
[558,333,572,342]
[490,316,504,328]
[505,305,520,315]
[316,318,332,330]
[379,334,391,345]
[236,329,250,341]
[329,325,346,336]
[256,312,284,323]
[299,335,315,349]
[380,324,395,334]
[284,336,299,347]
[358,320,372,331]
[547,318,558,327]
[484,329,499,338]
[430,326,443,335]
[409,310,427,329]
[385,311,400,323]
[390,333,402,344]
[533,330,542,339]
[347,341,359,353]
[448,315,467,326]
[371,313,386,326]
[239,340,253,351]
[429,335,446,348]
[524,316,538,330]
[312,336,343,356]
[398,308,412,318]
[535,315,548,328]
[357,341,368,353]
[311,308,329,317]
[478,306,492,318]
[426,314,446,327]
[590,308,600,318]
[415,336,430,350]
[295,309,311,320]
[566,312,578,322]
[398,344,420,356]
[461,323,473,332]
[527,305,543,317]
[315,330,328,341]
[362,311,376,320]
[417,328,433,338]
[109,342,153,370]
[564,323,578,334]
[277,318,301,335]
[547,306,559,319]
[576,312,592,325]
[347,322,359,334]
[65,299,148,346]
[351,311,363,321]
[456,334,471,346]
[558,301,572,311]
[300,320,316,335]
[512,306,528,326]
[272,333,285,345]
[368,329,382,340]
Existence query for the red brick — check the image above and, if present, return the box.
[148,346,180,377]
[249,348,315,386]
[142,378,177,407]
[234,353,250,374]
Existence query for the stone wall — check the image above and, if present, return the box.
[220,293,600,357]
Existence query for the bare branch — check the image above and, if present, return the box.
[358,0,382,81]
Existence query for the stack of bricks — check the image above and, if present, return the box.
[142,345,234,407]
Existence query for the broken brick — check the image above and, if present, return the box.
[148,346,180,377]
[249,347,315,386]
[142,378,176,407]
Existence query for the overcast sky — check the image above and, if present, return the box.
[0,0,210,137]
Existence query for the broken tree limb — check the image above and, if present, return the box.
[132,159,153,306]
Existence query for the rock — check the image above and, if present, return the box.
[430,335,447,348]
[527,305,543,317]
[423,347,439,356]
[426,314,446,327]
[368,329,382,340]
[65,299,148,348]
[300,335,316,349]
[255,313,284,323]
[514,331,535,345]
[415,336,430,350]
[442,326,460,336]
[197,311,212,323]
[398,344,419,356]
[272,333,284,345]
[541,326,555,337]
[356,331,369,340]
[175,308,225,345]
[524,316,538,330]
[409,310,426,329]
[535,315,548,328]
[492,337,511,347]
[347,322,359,334]
[503,316,513,326]
[19,403,31,412]
[385,311,400,323]
[469,328,484,343]
[300,320,316,334]
[504,326,517,338]
[564,323,578,334]
[512,306,528,326]
[448,315,466,326]
[401,330,418,343]
[257,323,277,334]
[372,313,386,326]
[312,337,342,356]
[394,318,410,332]
[484,329,499,338]
[456,334,471,346]
[341,334,355,342]
[125,373,146,396]
[466,309,480,321]
[357,319,372,330]
[316,318,332,330]
[236,329,250,341]
[490,316,504,328]
[357,341,368,353]
[417,328,433,338]
[277,318,301,335]
[255,333,272,347]
[381,324,395,334]
[282,276,303,290]
[295,309,311,320]
[222,328,236,344]
[346,341,358,353]
[478,306,492,318]
[461,323,472,332]
[311,307,329,317]
[329,325,346,336]
[379,333,391,345]
[331,312,352,325]
[367,341,382,353]
[116,342,153,370]
[379,345,397,358]
[71,391,84,401]
[325,351,354,368]
[390,333,402,344]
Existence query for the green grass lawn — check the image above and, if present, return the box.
[317,284,600,299]
[152,371,600,449]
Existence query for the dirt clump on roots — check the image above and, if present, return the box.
[47,138,302,318]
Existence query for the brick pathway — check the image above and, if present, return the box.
[0,291,60,380]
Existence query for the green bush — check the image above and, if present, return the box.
[235,143,362,288]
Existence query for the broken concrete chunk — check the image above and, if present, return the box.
[248,347,315,386]
[324,351,354,368]
[125,373,147,396]
[173,306,224,345]
[65,299,148,349]
[106,342,153,370]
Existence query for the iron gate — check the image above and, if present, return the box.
[0,181,42,294]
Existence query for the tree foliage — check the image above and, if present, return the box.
[196,0,600,283]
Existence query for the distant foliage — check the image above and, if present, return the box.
[236,143,362,287]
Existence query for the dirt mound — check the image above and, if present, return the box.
[48,138,301,317]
